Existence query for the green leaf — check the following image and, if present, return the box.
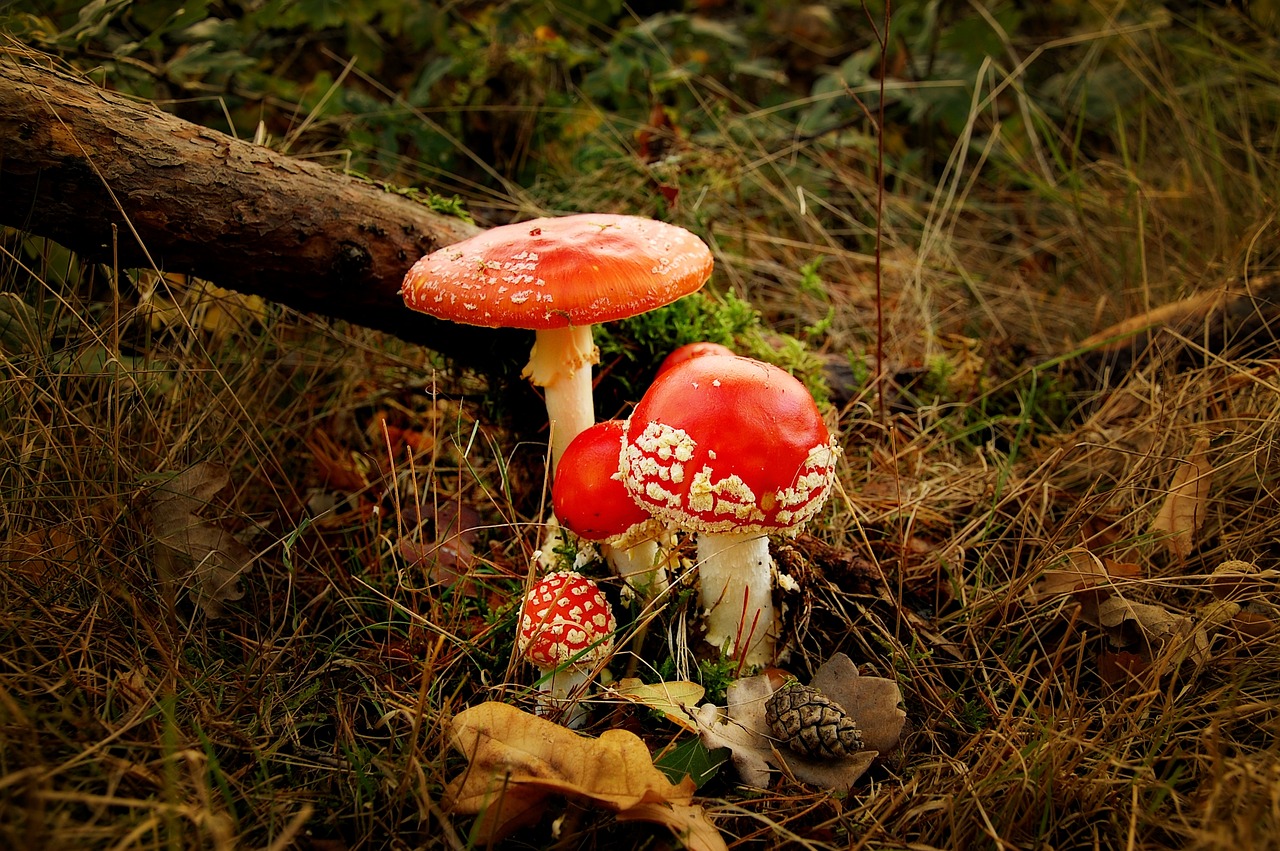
[0,293,47,356]
[60,0,132,46]
[653,738,728,789]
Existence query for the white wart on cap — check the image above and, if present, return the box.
[622,355,839,535]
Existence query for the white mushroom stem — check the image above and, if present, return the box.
[697,531,778,668]
[603,539,665,594]
[522,324,599,474]
[535,664,592,729]
[602,520,672,598]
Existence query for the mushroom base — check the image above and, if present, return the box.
[534,665,593,729]
[697,532,777,667]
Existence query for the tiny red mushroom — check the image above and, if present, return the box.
[620,354,840,666]
[401,214,713,472]
[517,571,617,725]
[553,420,668,595]
[655,341,735,378]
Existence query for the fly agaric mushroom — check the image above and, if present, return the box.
[620,354,840,666]
[400,214,713,472]
[517,571,617,726]
[655,341,735,378]
[553,420,669,596]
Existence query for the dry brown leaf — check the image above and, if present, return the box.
[306,429,369,492]
[1149,436,1213,560]
[1097,649,1150,685]
[810,654,906,756]
[616,801,730,851]
[3,524,86,579]
[1037,551,1215,678]
[151,463,251,617]
[398,499,483,587]
[1034,548,1113,602]
[696,653,905,790]
[1097,598,1185,647]
[1033,548,1145,628]
[1208,559,1280,600]
[444,701,726,851]
[1102,558,1144,582]
[1096,597,1210,669]
[694,676,774,788]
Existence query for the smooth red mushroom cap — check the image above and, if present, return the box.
[655,341,735,377]
[622,355,840,535]
[518,572,616,668]
[400,214,713,329]
[553,420,653,542]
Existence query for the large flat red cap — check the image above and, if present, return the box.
[400,214,712,329]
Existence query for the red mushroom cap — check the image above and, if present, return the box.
[552,420,653,542]
[621,355,839,535]
[400,214,713,329]
[655,341,735,378]
[517,572,616,669]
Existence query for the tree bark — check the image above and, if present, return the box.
[0,57,530,371]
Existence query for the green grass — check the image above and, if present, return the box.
[4,2,1280,849]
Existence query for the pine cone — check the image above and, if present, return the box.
[765,682,863,758]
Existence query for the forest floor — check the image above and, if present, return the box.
[3,3,1280,849]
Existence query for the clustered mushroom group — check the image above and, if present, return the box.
[400,213,844,729]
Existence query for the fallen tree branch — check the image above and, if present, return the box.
[1076,273,1280,378]
[0,53,529,371]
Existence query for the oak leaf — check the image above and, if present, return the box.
[443,702,726,851]
[1149,436,1212,560]
[150,463,251,617]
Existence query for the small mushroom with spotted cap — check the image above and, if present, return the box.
[517,571,617,726]
[621,354,840,667]
[401,214,713,472]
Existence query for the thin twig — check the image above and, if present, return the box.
[863,0,891,426]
